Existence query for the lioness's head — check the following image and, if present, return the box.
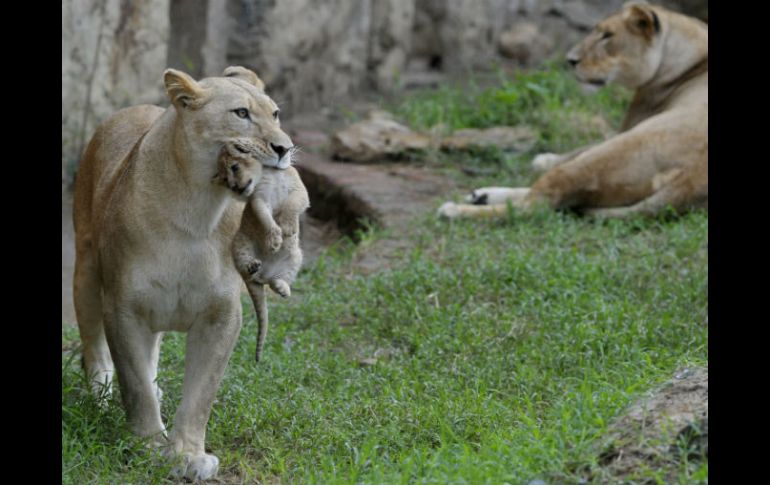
[566,2,665,89]
[163,66,294,171]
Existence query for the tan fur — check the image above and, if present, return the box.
[72,66,293,481]
[217,140,310,362]
[438,3,707,220]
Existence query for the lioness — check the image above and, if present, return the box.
[438,2,707,219]
[72,65,293,480]
[216,140,309,362]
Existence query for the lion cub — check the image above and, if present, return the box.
[216,140,309,362]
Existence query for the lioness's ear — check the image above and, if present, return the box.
[164,69,208,109]
[223,66,265,92]
[624,3,660,38]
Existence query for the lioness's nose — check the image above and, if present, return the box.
[567,56,580,68]
[270,143,292,160]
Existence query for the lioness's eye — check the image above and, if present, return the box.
[601,31,614,40]
[272,109,280,120]
[234,108,249,119]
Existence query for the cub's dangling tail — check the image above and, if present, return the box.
[245,282,269,362]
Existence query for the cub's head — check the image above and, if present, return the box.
[566,2,665,89]
[215,140,264,199]
[163,66,294,171]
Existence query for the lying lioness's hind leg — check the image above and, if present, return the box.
[585,163,707,219]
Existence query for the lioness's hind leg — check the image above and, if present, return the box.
[73,248,114,399]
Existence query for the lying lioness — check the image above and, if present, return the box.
[438,2,707,220]
[72,65,293,480]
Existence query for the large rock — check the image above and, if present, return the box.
[167,0,230,79]
[498,22,554,65]
[441,126,538,152]
[331,111,433,163]
[331,111,538,162]
[224,0,415,115]
[588,367,708,483]
[62,0,170,186]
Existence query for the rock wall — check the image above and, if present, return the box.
[61,0,706,185]
[62,0,170,185]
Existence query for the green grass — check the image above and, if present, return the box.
[62,65,707,484]
[392,60,631,189]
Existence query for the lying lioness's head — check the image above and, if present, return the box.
[566,2,664,89]
[163,66,294,172]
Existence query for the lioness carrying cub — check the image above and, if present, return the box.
[216,139,310,363]
[438,2,707,220]
[72,65,293,480]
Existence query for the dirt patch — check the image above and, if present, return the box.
[578,366,708,483]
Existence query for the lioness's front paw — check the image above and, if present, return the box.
[437,201,460,219]
[265,224,283,253]
[531,153,561,172]
[169,452,220,481]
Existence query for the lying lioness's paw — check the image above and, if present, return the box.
[531,153,561,172]
[464,190,489,205]
[437,201,460,219]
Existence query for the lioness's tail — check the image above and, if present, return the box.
[246,282,269,363]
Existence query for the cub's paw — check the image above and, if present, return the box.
[246,259,263,275]
[437,201,460,219]
[265,224,283,253]
[276,214,300,238]
[270,279,291,298]
[531,153,561,172]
